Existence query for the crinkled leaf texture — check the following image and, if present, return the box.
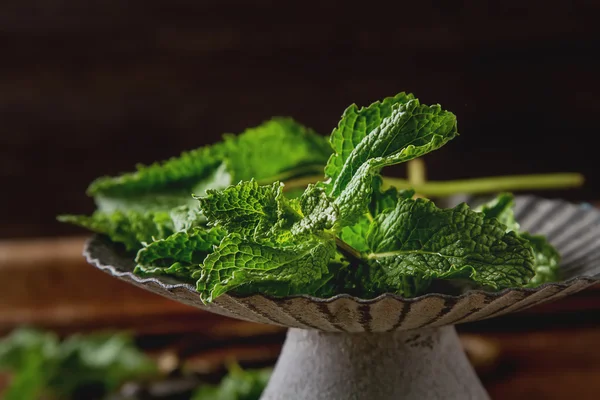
[290,184,338,235]
[325,97,458,225]
[476,193,561,286]
[198,180,301,242]
[325,92,414,185]
[364,198,536,297]
[61,91,552,304]
[62,119,330,252]
[523,232,561,286]
[476,192,521,232]
[134,227,225,280]
[339,180,414,253]
[196,233,336,303]
[88,118,329,199]
[58,211,175,251]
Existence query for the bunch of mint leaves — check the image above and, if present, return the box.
[60,92,560,302]
[0,328,157,400]
[191,363,271,400]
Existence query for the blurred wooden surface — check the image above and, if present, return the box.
[0,1,598,239]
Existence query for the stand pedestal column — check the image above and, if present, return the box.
[261,325,489,400]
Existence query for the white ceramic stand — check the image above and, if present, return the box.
[261,326,489,400]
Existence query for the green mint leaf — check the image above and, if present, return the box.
[93,162,233,216]
[198,181,301,241]
[369,176,414,217]
[1,348,49,400]
[339,181,414,253]
[327,97,457,197]
[168,205,205,232]
[325,92,414,185]
[192,363,272,400]
[0,329,156,400]
[58,211,175,251]
[88,118,329,199]
[196,233,336,302]
[55,332,157,396]
[329,99,458,225]
[339,216,371,253]
[365,198,535,296]
[79,119,330,246]
[134,227,225,280]
[88,142,226,198]
[362,267,435,298]
[523,233,561,287]
[476,194,561,286]
[0,329,59,372]
[290,184,338,235]
[222,118,331,183]
[476,192,520,232]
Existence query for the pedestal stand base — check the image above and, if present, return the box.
[261,325,489,400]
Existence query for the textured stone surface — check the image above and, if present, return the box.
[261,326,489,400]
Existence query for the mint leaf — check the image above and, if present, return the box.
[58,211,175,251]
[87,141,224,197]
[365,198,535,296]
[475,192,520,232]
[169,205,206,232]
[55,332,157,396]
[339,181,414,253]
[327,97,457,197]
[0,348,51,400]
[328,99,458,225]
[325,92,414,185]
[290,185,338,235]
[62,91,554,302]
[192,363,272,400]
[66,118,330,250]
[134,227,225,280]
[196,233,335,303]
[198,181,301,241]
[523,233,561,286]
[369,176,413,217]
[222,118,331,183]
[339,216,371,253]
[88,118,329,199]
[0,329,156,400]
[477,193,561,286]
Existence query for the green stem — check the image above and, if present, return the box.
[281,172,584,197]
[382,173,584,197]
[335,237,364,264]
[407,159,427,186]
[281,175,324,192]
[256,165,325,186]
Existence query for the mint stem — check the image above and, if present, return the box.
[382,173,584,197]
[282,172,584,196]
[335,237,364,264]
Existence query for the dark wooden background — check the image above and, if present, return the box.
[1,1,599,239]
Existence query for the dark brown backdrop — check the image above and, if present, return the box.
[1,1,599,239]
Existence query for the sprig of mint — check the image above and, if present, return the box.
[0,328,157,400]
[475,193,561,286]
[59,118,332,251]
[191,363,272,400]
[60,92,565,302]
